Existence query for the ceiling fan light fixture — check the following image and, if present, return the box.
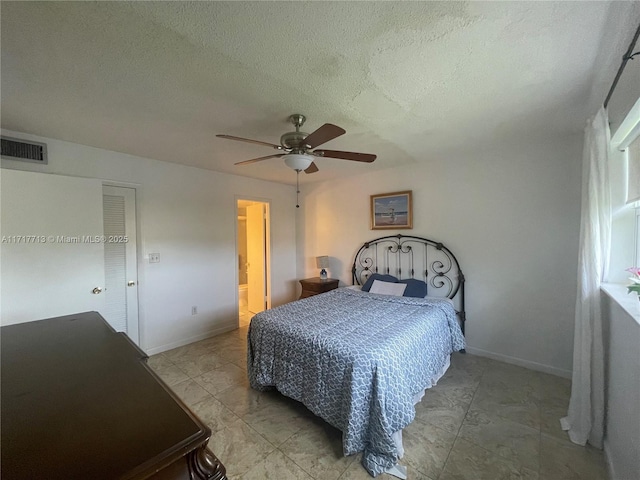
[283,153,313,171]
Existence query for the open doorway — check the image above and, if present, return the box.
[237,199,271,328]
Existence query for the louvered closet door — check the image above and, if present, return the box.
[102,186,139,344]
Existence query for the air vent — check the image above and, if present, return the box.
[1,136,48,164]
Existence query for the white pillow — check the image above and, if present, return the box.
[369,280,407,296]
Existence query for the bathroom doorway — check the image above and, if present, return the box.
[237,199,271,328]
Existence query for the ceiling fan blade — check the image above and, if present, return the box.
[313,150,376,163]
[303,124,346,149]
[304,162,319,174]
[217,134,283,150]
[234,154,285,166]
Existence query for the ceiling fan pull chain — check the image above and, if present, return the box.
[296,170,300,208]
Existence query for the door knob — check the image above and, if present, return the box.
[92,287,103,294]
[127,281,136,287]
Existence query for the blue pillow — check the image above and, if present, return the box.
[397,278,428,298]
[362,273,398,292]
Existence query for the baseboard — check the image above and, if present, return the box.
[465,346,572,378]
[143,321,238,356]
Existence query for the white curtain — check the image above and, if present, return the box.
[561,106,611,448]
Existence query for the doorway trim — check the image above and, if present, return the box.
[235,196,272,328]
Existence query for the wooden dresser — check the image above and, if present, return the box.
[1,311,227,480]
[299,277,340,299]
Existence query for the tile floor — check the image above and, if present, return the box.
[239,306,250,328]
[149,327,608,480]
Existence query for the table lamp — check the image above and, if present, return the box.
[316,256,329,280]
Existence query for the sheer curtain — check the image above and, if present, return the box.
[561,106,611,448]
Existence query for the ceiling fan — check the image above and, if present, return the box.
[216,114,377,174]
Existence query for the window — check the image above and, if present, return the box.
[630,136,640,267]
[609,96,640,283]
[627,134,640,205]
[635,206,640,266]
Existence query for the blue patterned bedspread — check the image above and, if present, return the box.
[247,287,465,477]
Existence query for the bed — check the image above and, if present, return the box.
[247,235,466,478]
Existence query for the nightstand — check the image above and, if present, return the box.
[299,277,339,299]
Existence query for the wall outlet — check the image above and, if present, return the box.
[191,306,198,315]
[149,253,160,263]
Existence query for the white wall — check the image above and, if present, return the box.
[297,136,583,376]
[0,130,297,354]
[601,287,640,480]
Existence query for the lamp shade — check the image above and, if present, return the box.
[283,153,313,171]
[316,256,329,268]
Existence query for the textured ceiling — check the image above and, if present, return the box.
[1,1,616,185]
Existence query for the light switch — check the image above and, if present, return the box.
[149,253,160,263]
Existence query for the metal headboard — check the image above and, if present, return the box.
[352,234,466,335]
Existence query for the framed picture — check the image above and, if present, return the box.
[370,190,413,230]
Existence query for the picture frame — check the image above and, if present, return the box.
[370,190,413,230]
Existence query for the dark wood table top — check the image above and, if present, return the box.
[1,312,212,480]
